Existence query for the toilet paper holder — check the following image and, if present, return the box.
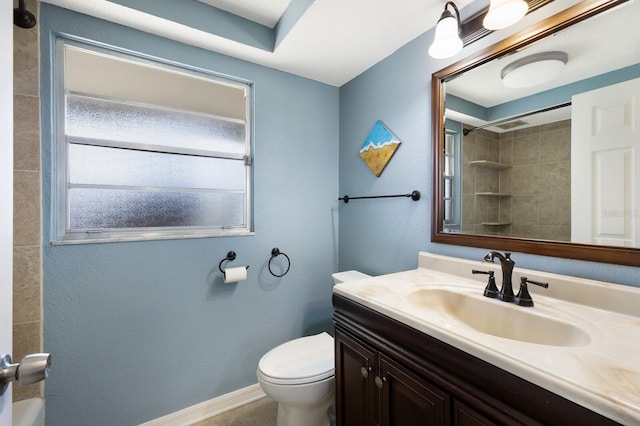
[218,251,249,274]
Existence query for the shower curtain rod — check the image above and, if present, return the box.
[462,102,571,136]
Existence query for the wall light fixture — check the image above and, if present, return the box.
[428,1,463,59]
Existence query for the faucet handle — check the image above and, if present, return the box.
[522,278,549,288]
[472,269,499,298]
[515,277,549,307]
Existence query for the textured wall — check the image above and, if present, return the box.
[40,4,339,425]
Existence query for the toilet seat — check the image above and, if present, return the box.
[258,332,334,385]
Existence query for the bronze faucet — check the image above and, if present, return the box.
[478,251,549,307]
[483,251,516,302]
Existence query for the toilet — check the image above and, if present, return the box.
[257,270,371,426]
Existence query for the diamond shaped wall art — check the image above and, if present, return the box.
[360,120,401,177]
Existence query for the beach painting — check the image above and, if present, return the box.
[360,120,401,177]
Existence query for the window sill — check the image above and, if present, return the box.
[51,229,255,245]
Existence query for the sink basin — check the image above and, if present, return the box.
[407,288,591,347]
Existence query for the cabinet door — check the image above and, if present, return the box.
[378,355,451,426]
[335,329,376,426]
[453,400,497,426]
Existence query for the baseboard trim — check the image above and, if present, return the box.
[140,384,266,426]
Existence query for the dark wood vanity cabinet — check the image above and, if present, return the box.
[335,328,452,426]
[333,294,621,426]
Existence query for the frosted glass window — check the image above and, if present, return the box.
[68,145,245,190]
[444,178,453,199]
[66,94,246,154]
[444,199,453,222]
[443,130,460,229]
[54,39,252,243]
[69,189,244,229]
[444,134,454,177]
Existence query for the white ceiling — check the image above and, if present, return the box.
[197,0,293,28]
[444,0,640,132]
[41,0,474,87]
[446,0,640,107]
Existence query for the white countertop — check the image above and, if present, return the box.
[333,252,640,425]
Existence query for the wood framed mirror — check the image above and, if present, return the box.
[431,0,640,267]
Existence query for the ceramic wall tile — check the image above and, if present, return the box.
[13,170,41,247]
[13,94,41,171]
[13,1,39,97]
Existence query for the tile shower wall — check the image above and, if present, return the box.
[462,120,571,240]
[507,120,572,240]
[461,128,502,234]
[13,0,43,402]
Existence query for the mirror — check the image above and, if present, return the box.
[432,0,640,267]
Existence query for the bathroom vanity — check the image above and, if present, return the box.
[332,253,640,425]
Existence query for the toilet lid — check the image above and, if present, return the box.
[258,332,334,385]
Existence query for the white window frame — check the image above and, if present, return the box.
[52,37,254,244]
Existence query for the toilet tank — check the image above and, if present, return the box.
[332,270,371,284]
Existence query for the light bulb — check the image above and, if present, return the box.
[483,0,528,30]
[429,14,463,59]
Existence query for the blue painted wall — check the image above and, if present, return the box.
[40,1,640,425]
[338,40,431,275]
[338,6,640,286]
[40,4,339,425]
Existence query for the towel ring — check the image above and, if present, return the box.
[268,248,290,278]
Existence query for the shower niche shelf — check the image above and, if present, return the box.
[475,192,511,197]
[467,160,511,169]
